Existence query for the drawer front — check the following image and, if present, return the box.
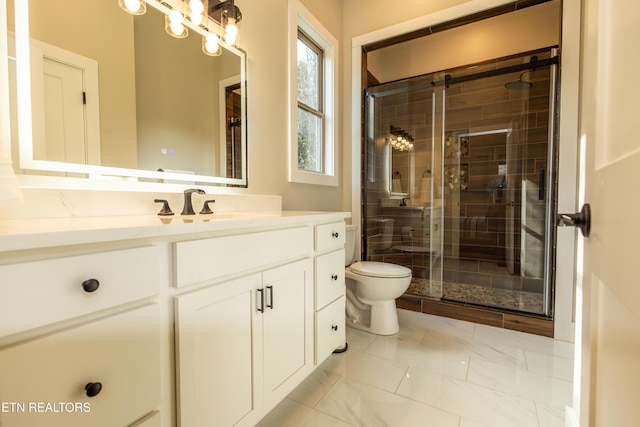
[174,226,313,288]
[0,246,159,338]
[315,249,345,310]
[0,305,161,427]
[315,222,346,253]
[315,296,346,365]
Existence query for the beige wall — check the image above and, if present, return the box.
[369,1,560,83]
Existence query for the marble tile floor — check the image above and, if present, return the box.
[258,309,574,427]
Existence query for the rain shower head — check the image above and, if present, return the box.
[505,71,533,90]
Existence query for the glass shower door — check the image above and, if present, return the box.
[437,51,557,316]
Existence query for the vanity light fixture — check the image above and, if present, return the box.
[210,0,242,47]
[119,0,146,15]
[118,0,243,51]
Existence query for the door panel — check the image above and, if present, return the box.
[577,0,640,424]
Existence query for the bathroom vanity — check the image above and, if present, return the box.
[0,206,348,426]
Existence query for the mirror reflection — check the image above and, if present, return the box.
[7,0,246,184]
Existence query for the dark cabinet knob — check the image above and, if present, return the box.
[331,325,339,331]
[331,274,338,281]
[85,382,102,397]
[332,232,339,238]
[82,279,100,293]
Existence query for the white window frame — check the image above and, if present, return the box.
[288,0,338,186]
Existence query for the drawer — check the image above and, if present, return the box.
[0,246,159,338]
[315,249,345,310]
[315,296,346,365]
[315,222,345,253]
[0,304,161,427]
[174,226,313,288]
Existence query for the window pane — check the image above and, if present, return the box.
[297,107,323,172]
[297,39,319,109]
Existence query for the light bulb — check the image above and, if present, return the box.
[170,21,185,35]
[189,0,204,13]
[190,12,203,26]
[120,0,146,14]
[124,0,141,13]
[169,10,184,24]
[203,33,222,56]
[226,22,238,37]
[224,30,237,46]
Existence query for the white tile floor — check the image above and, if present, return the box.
[258,309,574,427]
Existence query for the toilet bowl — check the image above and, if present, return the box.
[344,225,412,335]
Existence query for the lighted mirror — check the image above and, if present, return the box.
[7,0,247,186]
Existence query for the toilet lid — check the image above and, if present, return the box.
[349,261,412,278]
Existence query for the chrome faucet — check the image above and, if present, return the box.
[181,189,205,215]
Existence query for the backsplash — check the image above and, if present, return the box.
[0,188,282,220]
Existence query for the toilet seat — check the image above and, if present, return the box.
[349,261,411,279]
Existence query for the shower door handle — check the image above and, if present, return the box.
[558,204,591,238]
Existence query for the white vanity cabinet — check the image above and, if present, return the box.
[0,247,162,427]
[0,211,349,427]
[174,229,315,427]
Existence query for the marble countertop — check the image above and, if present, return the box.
[0,211,350,252]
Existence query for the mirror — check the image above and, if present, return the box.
[7,0,247,186]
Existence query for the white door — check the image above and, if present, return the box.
[575,0,640,425]
[40,57,87,164]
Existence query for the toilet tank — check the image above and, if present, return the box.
[345,225,357,266]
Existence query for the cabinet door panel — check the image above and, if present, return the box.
[0,305,161,427]
[175,274,261,427]
[262,259,313,408]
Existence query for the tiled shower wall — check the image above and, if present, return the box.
[365,51,552,298]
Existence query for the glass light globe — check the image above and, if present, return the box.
[224,30,237,46]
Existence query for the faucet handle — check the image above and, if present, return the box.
[200,199,216,215]
[154,199,174,216]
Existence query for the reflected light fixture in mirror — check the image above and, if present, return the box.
[119,0,242,50]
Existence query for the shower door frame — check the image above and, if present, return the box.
[362,49,560,317]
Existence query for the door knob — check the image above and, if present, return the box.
[558,203,591,237]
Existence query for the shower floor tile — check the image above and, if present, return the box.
[407,278,545,313]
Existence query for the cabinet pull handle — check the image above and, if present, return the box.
[266,285,274,309]
[332,232,339,238]
[85,382,102,397]
[331,325,339,331]
[257,288,264,313]
[331,274,338,281]
[82,278,100,293]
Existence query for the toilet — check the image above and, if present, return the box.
[344,225,412,335]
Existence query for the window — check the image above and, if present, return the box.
[288,1,338,186]
[297,31,324,173]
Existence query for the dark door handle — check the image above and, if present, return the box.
[558,203,591,237]
[266,285,274,309]
[257,288,264,313]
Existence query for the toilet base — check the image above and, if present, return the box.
[346,298,400,336]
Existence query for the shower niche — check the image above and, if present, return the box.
[363,48,558,317]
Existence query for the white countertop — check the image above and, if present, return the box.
[0,211,350,252]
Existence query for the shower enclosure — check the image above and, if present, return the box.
[363,48,558,316]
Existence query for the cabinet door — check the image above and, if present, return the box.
[175,274,262,427]
[261,258,313,410]
[0,305,161,427]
